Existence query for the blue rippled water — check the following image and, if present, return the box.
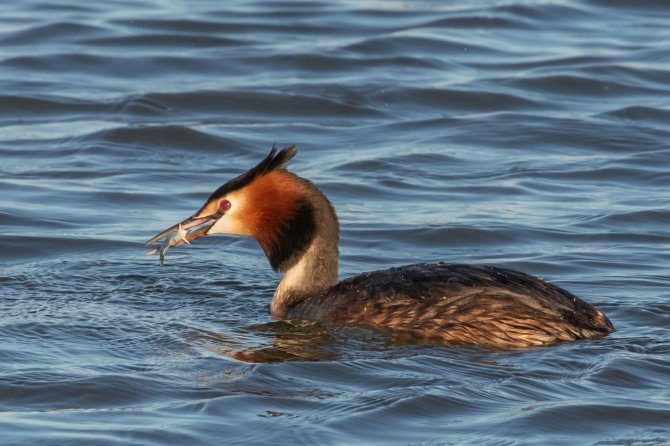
[1,1,670,445]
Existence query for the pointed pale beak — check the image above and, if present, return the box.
[144,214,217,248]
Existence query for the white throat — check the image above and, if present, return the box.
[270,234,338,317]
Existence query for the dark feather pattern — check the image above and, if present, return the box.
[285,263,614,349]
[207,145,296,201]
[265,198,317,272]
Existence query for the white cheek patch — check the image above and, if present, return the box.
[208,195,251,237]
[209,214,244,236]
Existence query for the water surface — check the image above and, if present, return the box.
[1,1,670,445]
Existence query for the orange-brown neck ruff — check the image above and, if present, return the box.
[242,171,317,272]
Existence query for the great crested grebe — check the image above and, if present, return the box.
[145,146,614,349]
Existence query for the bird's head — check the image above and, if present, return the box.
[145,145,322,272]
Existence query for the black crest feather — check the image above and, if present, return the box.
[208,145,297,200]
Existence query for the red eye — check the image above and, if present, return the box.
[218,199,231,212]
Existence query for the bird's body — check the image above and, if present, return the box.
[145,146,614,349]
[286,263,612,349]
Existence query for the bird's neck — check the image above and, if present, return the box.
[270,177,339,318]
[270,231,339,318]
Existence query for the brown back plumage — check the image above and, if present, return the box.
[286,263,614,349]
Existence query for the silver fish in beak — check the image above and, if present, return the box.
[144,216,217,265]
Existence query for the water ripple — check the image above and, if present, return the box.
[1,0,670,444]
